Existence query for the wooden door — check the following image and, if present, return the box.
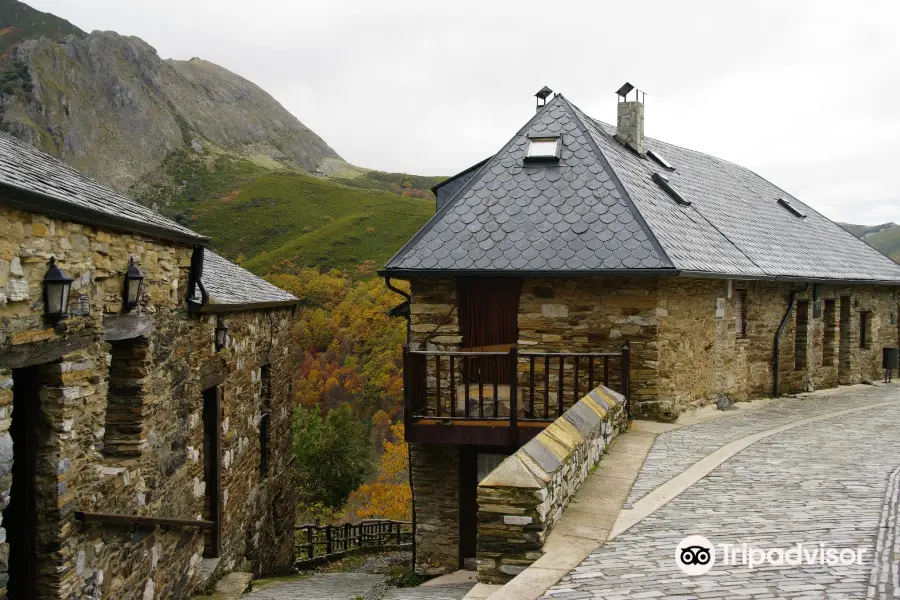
[203,387,223,557]
[457,278,520,384]
[6,366,40,599]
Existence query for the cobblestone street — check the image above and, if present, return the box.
[544,384,900,599]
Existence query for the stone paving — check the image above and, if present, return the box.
[382,583,476,599]
[242,573,385,599]
[626,388,890,505]
[544,384,900,599]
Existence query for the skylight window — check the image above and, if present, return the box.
[647,149,675,171]
[777,198,807,218]
[652,172,691,206]
[524,136,561,162]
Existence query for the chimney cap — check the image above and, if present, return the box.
[615,82,635,98]
[535,86,553,100]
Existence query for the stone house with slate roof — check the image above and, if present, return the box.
[0,132,300,599]
[381,86,900,575]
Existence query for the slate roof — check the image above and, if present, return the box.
[384,95,900,283]
[201,249,298,307]
[0,132,208,244]
[385,100,670,273]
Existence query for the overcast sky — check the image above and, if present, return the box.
[29,0,900,225]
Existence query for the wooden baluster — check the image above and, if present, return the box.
[604,355,609,387]
[493,355,499,418]
[464,356,471,417]
[529,356,535,419]
[588,356,594,391]
[307,527,313,558]
[450,356,456,417]
[479,361,484,418]
[396,522,402,545]
[573,356,580,405]
[326,525,332,555]
[558,355,565,416]
[509,347,518,446]
[544,356,550,419]
[345,523,351,550]
[435,355,442,417]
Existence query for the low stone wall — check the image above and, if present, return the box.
[476,386,627,584]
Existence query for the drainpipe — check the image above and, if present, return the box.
[773,284,808,397]
[386,276,416,566]
[384,277,412,344]
[187,245,208,315]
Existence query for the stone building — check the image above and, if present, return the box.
[380,85,900,574]
[0,134,300,598]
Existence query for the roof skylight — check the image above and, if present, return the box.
[525,136,561,162]
[652,172,691,206]
[647,149,674,171]
[777,198,807,218]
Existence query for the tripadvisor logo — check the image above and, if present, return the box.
[675,535,870,575]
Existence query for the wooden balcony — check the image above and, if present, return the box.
[403,344,630,447]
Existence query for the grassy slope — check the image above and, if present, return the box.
[0,0,84,55]
[133,150,434,276]
[865,226,900,262]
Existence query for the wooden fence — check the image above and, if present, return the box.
[294,520,413,565]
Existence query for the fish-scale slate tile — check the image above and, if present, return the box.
[386,94,900,283]
[201,250,298,305]
[385,98,671,273]
[0,132,206,241]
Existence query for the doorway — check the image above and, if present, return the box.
[5,366,40,599]
[456,277,520,385]
[202,386,222,557]
[458,448,510,570]
[838,296,852,384]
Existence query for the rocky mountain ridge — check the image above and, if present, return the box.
[0,24,340,192]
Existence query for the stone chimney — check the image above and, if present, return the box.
[614,82,645,156]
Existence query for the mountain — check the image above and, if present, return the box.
[840,222,900,262]
[0,0,441,275]
[0,0,83,55]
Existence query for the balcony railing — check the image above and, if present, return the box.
[403,344,630,443]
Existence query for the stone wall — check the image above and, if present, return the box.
[0,204,296,599]
[409,444,459,575]
[476,386,626,584]
[655,279,900,419]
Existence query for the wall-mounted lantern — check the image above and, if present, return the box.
[215,316,228,351]
[43,256,73,323]
[123,257,145,312]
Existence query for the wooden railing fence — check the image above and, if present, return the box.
[294,520,412,564]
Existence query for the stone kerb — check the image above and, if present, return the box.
[476,386,627,584]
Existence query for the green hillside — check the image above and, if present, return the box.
[0,0,84,55]
[840,222,900,263]
[866,226,900,262]
[133,149,435,276]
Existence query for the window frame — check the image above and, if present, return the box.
[524,136,561,163]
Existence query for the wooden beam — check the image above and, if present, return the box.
[75,511,213,529]
[0,330,95,370]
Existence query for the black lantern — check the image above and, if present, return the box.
[123,257,144,312]
[43,256,73,323]
[215,316,228,351]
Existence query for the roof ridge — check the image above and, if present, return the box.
[560,97,674,269]
[383,94,568,270]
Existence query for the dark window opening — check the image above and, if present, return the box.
[104,338,149,458]
[795,300,809,370]
[652,172,691,206]
[777,197,807,218]
[260,364,272,479]
[860,311,872,349]
[203,387,222,558]
[6,366,40,598]
[822,299,837,366]
[735,289,748,339]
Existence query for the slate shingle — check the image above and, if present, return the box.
[0,132,206,242]
[201,250,298,306]
[385,94,900,283]
[385,98,671,273]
